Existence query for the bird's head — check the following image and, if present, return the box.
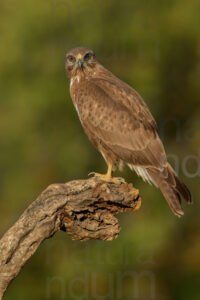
[65,47,97,78]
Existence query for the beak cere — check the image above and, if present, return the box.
[78,58,83,68]
[76,54,83,68]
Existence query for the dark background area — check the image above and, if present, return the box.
[0,0,200,299]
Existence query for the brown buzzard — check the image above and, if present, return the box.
[65,47,192,217]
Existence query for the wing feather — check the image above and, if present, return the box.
[76,72,167,170]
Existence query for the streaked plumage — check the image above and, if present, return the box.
[65,47,192,217]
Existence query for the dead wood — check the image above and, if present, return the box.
[0,177,141,299]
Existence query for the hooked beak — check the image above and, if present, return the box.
[76,54,83,68]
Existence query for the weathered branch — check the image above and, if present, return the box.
[0,177,141,299]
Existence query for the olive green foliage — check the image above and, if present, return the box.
[0,0,200,299]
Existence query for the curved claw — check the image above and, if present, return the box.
[88,172,124,185]
[115,177,126,184]
[88,172,96,177]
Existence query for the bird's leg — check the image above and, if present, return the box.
[89,162,124,184]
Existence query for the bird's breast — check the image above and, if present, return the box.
[69,77,85,123]
[70,76,80,96]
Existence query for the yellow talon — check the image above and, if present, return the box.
[89,162,124,184]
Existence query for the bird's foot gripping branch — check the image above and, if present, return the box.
[0,177,140,299]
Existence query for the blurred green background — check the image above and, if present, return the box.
[0,0,200,299]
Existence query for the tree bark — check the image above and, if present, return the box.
[0,177,141,299]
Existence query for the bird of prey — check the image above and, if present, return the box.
[65,47,192,217]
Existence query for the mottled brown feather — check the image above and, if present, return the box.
[66,47,192,217]
[74,75,166,170]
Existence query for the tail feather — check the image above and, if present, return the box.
[167,164,192,204]
[147,163,192,217]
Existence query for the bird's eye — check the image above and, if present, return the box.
[84,52,93,61]
[67,55,75,63]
